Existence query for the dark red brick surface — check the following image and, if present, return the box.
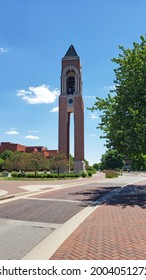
[0,199,84,224]
[50,204,146,260]
[50,180,146,260]
[0,181,53,194]
[32,184,120,205]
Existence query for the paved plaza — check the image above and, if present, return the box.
[0,172,146,260]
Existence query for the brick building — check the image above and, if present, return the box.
[0,142,26,153]
[0,142,58,158]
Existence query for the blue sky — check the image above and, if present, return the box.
[0,0,145,165]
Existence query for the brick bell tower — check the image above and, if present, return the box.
[58,45,86,173]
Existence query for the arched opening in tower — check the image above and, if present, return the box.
[70,112,74,169]
[67,70,75,95]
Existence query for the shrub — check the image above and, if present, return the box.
[11,171,26,178]
[26,173,36,178]
[88,171,93,177]
[74,173,80,178]
[59,174,66,178]
[36,173,47,178]
[9,171,82,179]
[81,171,87,178]
[69,173,75,178]
[18,173,26,178]
[87,167,96,174]
[11,171,19,177]
[52,174,58,178]
[104,170,118,178]
[47,173,54,178]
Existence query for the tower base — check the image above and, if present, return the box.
[74,160,86,173]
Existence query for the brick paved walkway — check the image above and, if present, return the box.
[50,179,146,260]
[0,181,51,195]
[0,172,105,196]
[0,174,146,260]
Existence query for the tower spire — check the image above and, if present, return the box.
[64,45,78,57]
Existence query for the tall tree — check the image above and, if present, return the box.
[49,151,69,177]
[4,152,30,172]
[100,150,124,170]
[29,153,49,176]
[131,154,146,171]
[89,35,146,159]
[4,152,49,175]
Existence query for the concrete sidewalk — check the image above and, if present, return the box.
[0,189,8,198]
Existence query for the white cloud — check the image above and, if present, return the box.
[90,113,98,119]
[10,127,17,130]
[28,130,40,133]
[85,95,95,99]
[5,130,19,135]
[50,106,59,113]
[17,85,60,104]
[0,47,8,53]
[25,135,40,140]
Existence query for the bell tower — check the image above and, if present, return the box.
[58,45,86,173]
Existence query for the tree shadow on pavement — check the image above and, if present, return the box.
[69,186,121,206]
[70,184,146,209]
[104,184,146,209]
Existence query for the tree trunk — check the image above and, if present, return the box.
[57,167,60,178]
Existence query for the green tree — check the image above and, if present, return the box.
[93,163,99,171]
[49,151,69,177]
[0,150,13,160]
[89,35,146,159]
[69,154,74,171]
[101,150,124,170]
[84,159,89,170]
[0,158,4,171]
[4,152,30,172]
[4,152,49,175]
[131,154,146,171]
[29,153,49,176]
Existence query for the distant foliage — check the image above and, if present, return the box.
[93,163,99,170]
[101,150,124,170]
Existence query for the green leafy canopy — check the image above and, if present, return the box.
[88,35,146,159]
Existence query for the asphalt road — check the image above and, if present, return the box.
[0,172,145,259]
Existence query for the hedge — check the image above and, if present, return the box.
[11,172,81,179]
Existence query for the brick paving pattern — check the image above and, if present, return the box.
[50,204,146,260]
[50,182,146,260]
[0,172,105,196]
[0,174,146,260]
[0,181,53,195]
[0,199,84,224]
[32,184,121,205]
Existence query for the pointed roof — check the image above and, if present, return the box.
[64,45,79,58]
